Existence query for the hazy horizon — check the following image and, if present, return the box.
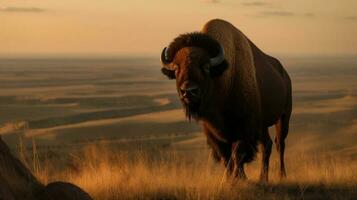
[1,0,357,57]
[0,53,356,60]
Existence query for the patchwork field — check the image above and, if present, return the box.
[0,56,356,199]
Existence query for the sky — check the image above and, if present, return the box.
[0,0,356,57]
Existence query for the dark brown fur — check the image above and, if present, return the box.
[162,32,228,80]
[161,19,292,181]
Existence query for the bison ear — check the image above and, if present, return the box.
[209,60,228,77]
[161,67,176,79]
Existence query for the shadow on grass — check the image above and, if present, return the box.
[251,182,356,200]
[128,182,357,200]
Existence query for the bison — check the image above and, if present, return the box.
[160,19,292,181]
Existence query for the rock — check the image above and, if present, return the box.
[39,182,93,200]
[0,177,15,200]
[0,136,93,200]
[0,136,43,199]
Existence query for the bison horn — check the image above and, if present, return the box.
[161,47,171,65]
[210,45,225,67]
[160,47,176,79]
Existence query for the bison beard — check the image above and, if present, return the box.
[183,100,200,121]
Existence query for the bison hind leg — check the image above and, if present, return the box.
[259,128,272,182]
[275,113,290,178]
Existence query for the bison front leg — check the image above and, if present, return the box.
[231,142,246,180]
[204,127,234,176]
[231,141,252,180]
[231,132,259,181]
[206,138,234,176]
[216,145,234,177]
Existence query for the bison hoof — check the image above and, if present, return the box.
[236,173,247,180]
[259,174,269,183]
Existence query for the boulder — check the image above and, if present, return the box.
[39,182,93,200]
[0,137,43,199]
[0,136,93,200]
[0,177,15,200]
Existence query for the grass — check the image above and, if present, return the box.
[21,142,357,200]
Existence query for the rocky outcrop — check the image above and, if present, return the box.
[0,136,93,200]
[39,182,93,200]
[0,176,15,200]
[0,136,42,200]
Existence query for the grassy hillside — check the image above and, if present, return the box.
[21,143,355,200]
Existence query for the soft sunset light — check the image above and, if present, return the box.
[1,0,356,57]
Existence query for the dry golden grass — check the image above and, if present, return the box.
[26,143,357,200]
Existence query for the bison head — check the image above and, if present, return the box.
[160,33,228,120]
